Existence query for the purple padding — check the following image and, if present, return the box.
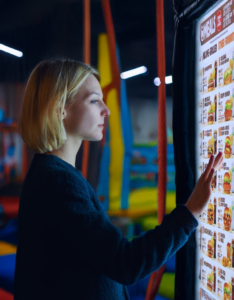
[0,254,16,294]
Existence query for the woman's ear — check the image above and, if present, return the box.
[61,109,67,120]
[56,107,67,120]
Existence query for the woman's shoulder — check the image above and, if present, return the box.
[32,153,90,199]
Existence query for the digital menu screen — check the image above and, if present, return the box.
[195,1,234,299]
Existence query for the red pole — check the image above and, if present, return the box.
[145,0,167,299]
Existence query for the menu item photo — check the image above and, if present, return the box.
[223,282,231,299]
[225,98,233,122]
[224,136,232,158]
[208,203,215,225]
[224,207,232,232]
[219,50,234,88]
[224,66,233,86]
[218,125,234,159]
[218,90,233,123]
[223,171,232,195]
[209,69,216,91]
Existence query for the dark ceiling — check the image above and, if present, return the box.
[0,0,175,100]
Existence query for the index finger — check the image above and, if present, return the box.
[213,152,223,170]
[204,154,214,179]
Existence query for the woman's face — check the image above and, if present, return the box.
[63,74,110,142]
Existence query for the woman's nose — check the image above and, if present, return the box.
[102,104,110,117]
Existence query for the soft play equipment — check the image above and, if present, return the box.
[127,256,175,300]
[0,219,17,297]
[0,0,173,299]
[96,32,176,217]
[97,33,125,212]
[95,30,176,300]
[0,197,19,225]
[94,0,172,298]
[0,254,16,294]
[0,219,18,245]
[79,0,169,296]
[0,288,13,300]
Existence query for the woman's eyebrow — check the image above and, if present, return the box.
[89,92,104,99]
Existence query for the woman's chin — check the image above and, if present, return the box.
[85,134,103,142]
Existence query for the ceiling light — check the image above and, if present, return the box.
[120,66,147,79]
[154,75,173,85]
[165,76,172,84]
[154,77,161,86]
[0,43,23,57]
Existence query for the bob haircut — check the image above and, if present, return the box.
[19,58,100,153]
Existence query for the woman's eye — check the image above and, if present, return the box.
[91,100,99,104]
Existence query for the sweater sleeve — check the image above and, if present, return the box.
[53,174,198,286]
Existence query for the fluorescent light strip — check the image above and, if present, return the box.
[0,43,23,57]
[120,66,147,79]
[154,75,173,85]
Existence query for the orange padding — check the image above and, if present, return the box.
[0,241,17,255]
[0,196,19,219]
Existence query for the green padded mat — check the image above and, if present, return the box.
[158,272,175,300]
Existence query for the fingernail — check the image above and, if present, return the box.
[218,152,222,156]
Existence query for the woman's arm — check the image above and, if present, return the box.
[57,191,197,286]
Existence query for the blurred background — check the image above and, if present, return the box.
[0,1,176,300]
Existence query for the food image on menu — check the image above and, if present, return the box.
[207,203,214,225]
[202,129,215,158]
[224,67,233,86]
[223,282,231,299]
[219,50,234,88]
[207,238,214,258]
[208,69,215,91]
[208,102,215,125]
[217,196,233,232]
[225,96,233,121]
[224,207,232,232]
[218,126,233,159]
[217,231,232,268]
[199,223,217,257]
[224,136,233,158]
[208,138,214,158]
[221,242,232,268]
[218,90,233,123]
[208,107,214,125]
[224,59,233,86]
[199,286,216,300]
[223,171,232,194]
[207,271,214,291]
[217,265,232,299]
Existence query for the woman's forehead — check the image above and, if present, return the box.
[79,75,103,97]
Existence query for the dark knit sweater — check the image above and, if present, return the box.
[14,153,198,300]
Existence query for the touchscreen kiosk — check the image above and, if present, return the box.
[196,0,234,299]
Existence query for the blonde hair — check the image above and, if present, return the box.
[19,58,100,153]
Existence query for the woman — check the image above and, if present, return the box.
[14,58,223,300]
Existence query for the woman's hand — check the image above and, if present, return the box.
[185,152,223,217]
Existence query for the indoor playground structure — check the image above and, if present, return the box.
[0,0,175,300]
